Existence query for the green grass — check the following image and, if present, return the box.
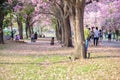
[0,54,120,80]
[0,41,120,80]
[0,54,69,64]
[0,44,8,50]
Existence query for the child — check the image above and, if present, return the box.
[15,35,19,41]
[50,37,54,45]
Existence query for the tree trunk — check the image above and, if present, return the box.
[39,27,42,37]
[31,26,33,34]
[115,29,119,41]
[60,19,65,44]
[28,24,31,37]
[25,22,28,39]
[74,0,86,59]
[63,16,73,47]
[17,16,23,39]
[56,20,62,43]
[0,10,4,44]
[25,16,31,38]
[10,13,13,31]
[56,25,60,41]
[25,26,28,39]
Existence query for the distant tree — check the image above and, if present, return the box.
[0,0,7,44]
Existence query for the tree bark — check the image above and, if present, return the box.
[115,29,119,41]
[0,10,4,44]
[25,16,32,38]
[74,0,86,59]
[57,18,65,44]
[28,24,31,37]
[25,27,28,38]
[56,21,62,42]
[57,19,63,44]
[63,16,73,47]
[17,16,23,39]
[25,21,29,39]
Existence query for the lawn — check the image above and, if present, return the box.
[0,40,120,80]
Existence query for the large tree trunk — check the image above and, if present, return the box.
[0,10,4,44]
[57,19,64,44]
[17,16,23,39]
[56,20,61,42]
[25,16,31,38]
[56,23,62,42]
[28,24,31,37]
[63,16,73,47]
[57,18,65,44]
[61,22,65,45]
[74,0,86,59]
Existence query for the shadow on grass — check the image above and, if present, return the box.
[91,55,120,59]
[0,60,71,65]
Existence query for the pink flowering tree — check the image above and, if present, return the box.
[27,0,107,59]
[30,0,73,47]
[19,0,52,38]
[85,0,120,30]
[0,0,25,40]
[12,1,24,39]
[85,0,120,41]
[100,0,120,40]
[0,0,16,43]
[1,0,120,59]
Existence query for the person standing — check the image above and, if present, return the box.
[84,25,90,51]
[34,32,38,42]
[11,30,14,40]
[108,30,112,41]
[99,29,103,40]
[93,27,99,46]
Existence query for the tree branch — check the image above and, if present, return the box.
[86,0,99,5]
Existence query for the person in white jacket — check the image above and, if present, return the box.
[93,27,99,46]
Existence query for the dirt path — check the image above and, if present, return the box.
[0,38,120,57]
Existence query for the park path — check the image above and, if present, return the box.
[1,38,120,56]
[25,38,120,48]
[101,40,120,47]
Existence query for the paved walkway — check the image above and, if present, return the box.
[25,39,120,48]
[101,40,120,47]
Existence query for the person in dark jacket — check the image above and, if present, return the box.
[11,30,14,40]
[108,30,112,41]
[50,37,54,45]
[34,32,38,42]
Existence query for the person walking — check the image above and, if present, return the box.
[93,27,99,46]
